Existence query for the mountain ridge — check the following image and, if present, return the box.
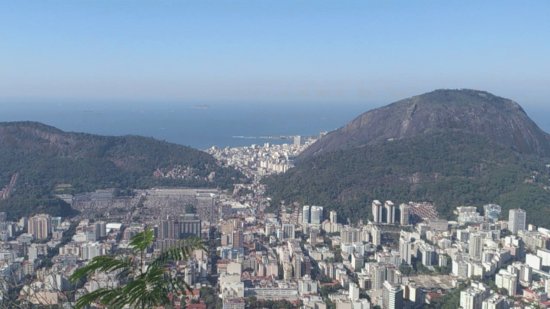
[266,89,550,226]
[0,121,244,219]
[301,89,550,158]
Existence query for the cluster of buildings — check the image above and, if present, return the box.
[0,212,74,305]
[0,211,211,307]
[372,200,410,225]
[391,203,550,309]
[207,135,316,178]
[4,137,550,309]
[175,144,550,308]
[0,187,225,307]
[199,192,550,309]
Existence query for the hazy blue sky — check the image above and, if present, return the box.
[1,1,549,106]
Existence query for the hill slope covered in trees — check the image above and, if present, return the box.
[0,122,244,219]
[265,90,550,226]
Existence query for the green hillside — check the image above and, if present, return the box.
[264,131,550,226]
[0,122,245,219]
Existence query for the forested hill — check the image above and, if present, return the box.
[265,90,550,227]
[0,121,245,219]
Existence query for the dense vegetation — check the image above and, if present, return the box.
[0,122,244,219]
[426,283,466,309]
[199,287,223,308]
[265,131,550,226]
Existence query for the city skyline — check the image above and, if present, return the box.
[2,2,550,308]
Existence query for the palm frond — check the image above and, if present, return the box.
[73,229,202,309]
[70,256,133,283]
[74,287,125,309]
[123,267,171,308]
[129,227,155,251]
[151,237,206,268]
[168,273,192,293]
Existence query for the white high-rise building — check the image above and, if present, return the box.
[303,206,311,225]
[460,287,484,309]
[28,214,51,240]
[495,269,518,296]
[384,201,395,224]
[80,242,104,261]
[520,265,532,284]
[310,206,323,225]
[399,203,410,226]
[341,227,360,244]
[526,253,542,270]
[452,259,469,279]
[460,282,489,309]
[282,224,295,239]
[294,135,301,147]
[372,226,381,246]
[329,210,337,224]
[399,235,415,265]
[469,233,483,261]
[418,243,435,266]
[383,281,403,309]
[372,264,386,290]
[95,221,107,239]
[349,282,360,301]
[508,208,526,234]
[293,253,302,279]
[372,200,382,223]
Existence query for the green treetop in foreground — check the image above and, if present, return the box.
[70,228,205,309]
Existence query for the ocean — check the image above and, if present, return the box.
[1,101,549,150]
[0,102,370,149]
